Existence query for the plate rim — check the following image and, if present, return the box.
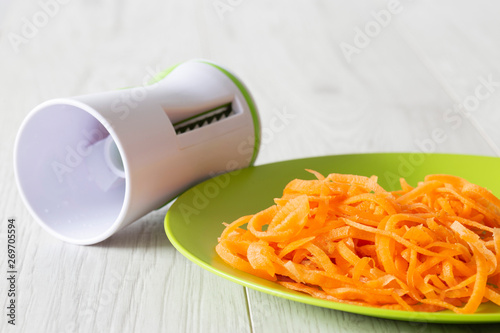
[165,152,500,324]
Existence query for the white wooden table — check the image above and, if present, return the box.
[1,1,500,332]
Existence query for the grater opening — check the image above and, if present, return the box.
[173,103,234,135]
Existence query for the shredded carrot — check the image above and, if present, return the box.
[215,171,500,313]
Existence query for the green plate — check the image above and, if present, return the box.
[164,153,500,324]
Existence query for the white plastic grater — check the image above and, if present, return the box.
[14,59,260,245]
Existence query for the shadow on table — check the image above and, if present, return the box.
[251,289,500,333]
[93,205,173,249]
[336,309,498,333]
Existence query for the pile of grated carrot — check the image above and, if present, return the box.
[215,171,500,313]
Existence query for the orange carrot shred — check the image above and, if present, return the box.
[216,171,500,313]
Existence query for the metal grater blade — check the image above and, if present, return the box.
[174,103,233,135]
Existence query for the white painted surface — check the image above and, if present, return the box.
[1,1,500,332]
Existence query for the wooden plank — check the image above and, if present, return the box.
[247,289,500,333]
[1,0,500,332]
[393,0,500,155]
[0,1,251,332]
[198,0,497,168]
[0,208,252,332]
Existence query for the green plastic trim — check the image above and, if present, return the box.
[145,60,260,166]
[197,60,261,166]
[147,62,181,85]
[118,63,181,90]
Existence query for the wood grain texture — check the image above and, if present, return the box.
[1,0,500,332]
[246,288,500,333]
[392,0,500,156]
